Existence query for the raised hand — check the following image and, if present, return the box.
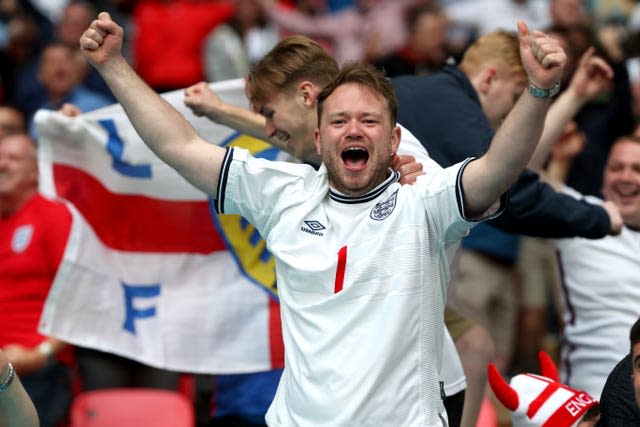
[517,21,566,90]
[184,82,228,120]
[79,11,124,69]
[568,47,613,101]
[391,153,425,185]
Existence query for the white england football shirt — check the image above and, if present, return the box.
[216,147,495,426]
[554,192,640,398]
[398,124,466,397]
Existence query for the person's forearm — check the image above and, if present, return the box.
[208,104,274,143]
[464,91,551,217]
[98,57,202,169]
[529,87,583,170]
[0,361,39,427]
[206,102,320,163]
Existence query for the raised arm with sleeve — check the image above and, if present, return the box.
[79,12,227,196]
[392,60,615,238]
[183,82,295,155]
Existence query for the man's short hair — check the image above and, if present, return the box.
[316,61,398,127]
[630,317,640,353]
[246,35,339,109]
[458,30,525,80]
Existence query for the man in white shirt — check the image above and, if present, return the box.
[79,12,565,425]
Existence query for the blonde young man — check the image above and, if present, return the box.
[80,12,565,425]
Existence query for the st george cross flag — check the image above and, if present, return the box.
[37,79,285,374]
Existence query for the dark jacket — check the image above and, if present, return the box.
[392,66,610,239]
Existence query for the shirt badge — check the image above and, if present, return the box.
[12,224,34,253]
[370,190,397,221]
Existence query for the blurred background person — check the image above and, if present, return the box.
[0,122,73,427]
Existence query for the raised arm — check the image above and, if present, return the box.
[462,21,566,218]
[529,47,613,170]
[80,12,226,196]
[183,82,291,152]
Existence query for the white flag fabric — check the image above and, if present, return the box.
[37,79,285,374]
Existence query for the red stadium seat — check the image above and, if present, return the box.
[70,388,195,427]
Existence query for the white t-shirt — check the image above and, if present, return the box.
[553,190,640,398]
[216,148,498,426]
[397,124,466,397]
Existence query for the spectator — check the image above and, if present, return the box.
[373,4,451,77]
[11,1,116,121]
[203,0,279,82]
[28,41,112,137]
[538,133,640,398]
[80,11,566,425]
[489,350,600,426]
[183,35,466,426]
[597,316,640,425]
[184,27,620,427]
[0,129,73,427]
[391,27,619,427]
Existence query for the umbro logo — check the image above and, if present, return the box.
[301,220,326,236]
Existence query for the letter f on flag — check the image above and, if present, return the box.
[122,282,161,334]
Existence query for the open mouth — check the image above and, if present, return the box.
[616,188,640,201]
[341,147,369,170]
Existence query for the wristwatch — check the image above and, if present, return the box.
[527,80,561,98]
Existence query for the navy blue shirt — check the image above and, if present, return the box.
[392,66,610,240]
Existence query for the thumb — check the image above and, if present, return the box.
[517,20,530,53]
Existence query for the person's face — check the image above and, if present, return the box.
[601,140,640,228]
[56,2,93,46]
[38,45,83,98]
[633,341,640,410]
[0,107,25,139]
[551,0,587,28]
[0,134,38,198]
[254,86,319,161]
[411,13,449,64]
[314,82,400,196]
[482,71,526,130]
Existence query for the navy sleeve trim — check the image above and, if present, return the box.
[455,157,507,222]
[214,147,234,214]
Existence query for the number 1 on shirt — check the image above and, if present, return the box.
[334,246,347,293]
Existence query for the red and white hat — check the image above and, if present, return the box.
[488,351,598,427]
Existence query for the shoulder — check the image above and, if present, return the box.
[33,194,72,220]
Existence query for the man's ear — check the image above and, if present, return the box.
[474,67,497,95]
[391,125,401,153]
[300,81,320,108]
[314,128,322,156]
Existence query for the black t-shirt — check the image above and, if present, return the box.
[597,353,640,426]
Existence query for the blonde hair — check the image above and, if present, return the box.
[459,30,525,80]
[246,35,339,108]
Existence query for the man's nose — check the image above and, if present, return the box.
[264,120,277,138]
[345,120,363,138]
